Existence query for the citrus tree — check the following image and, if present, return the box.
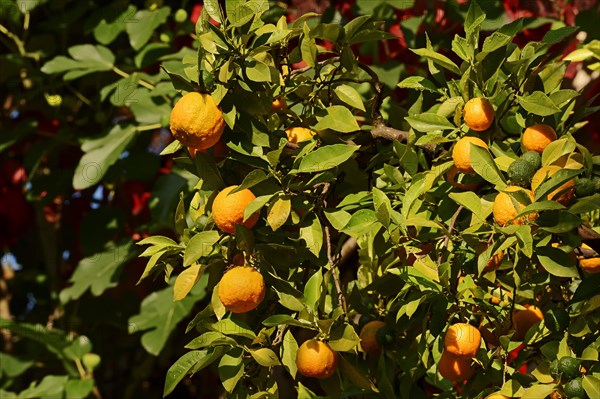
[132,1,600,398]
[2,0,600,398]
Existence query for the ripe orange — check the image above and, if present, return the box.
[170,92,225,151]
[579,257,600,274]
[452,136,489,174]
[218,266,266,313]
[272,97,287,112]
[531,165,576,205]
[492,186,536,226]
[444,323,481,358]
[489,286,512,305]
[359,320,386,356]
[446,165,480,191]
[483,250,504,273]
[485,394,509,399]
[296,339,338,379]
[285,127,315,144]
[438,350,475,382]
[463,98,495,131]
[522,124,557,154]
[512,305,544,341]
[212,185,259,234]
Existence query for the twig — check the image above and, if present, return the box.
[272,325,287,346]
[324,224,348,316]
[437,205,464,265]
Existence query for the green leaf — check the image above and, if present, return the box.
[535,210,583,233]
[464,0,485,37]
[570,193,600,213]
[536,246,579,278]
[583,375,600,399]
[64,379,95,399]
[301,33,317,67]
[372,187,392,227]
[298,144,360,173]
[203,0,224,23]
[175,193,186,236]
[244,195,273,222]
[571,274,600,303]
[534,169,580,201]
[314,105,360,133]
[300,215,323,257]
[469,144,507,187]
[0,353,33,379]
[173,264,204,301]
[17,375,67,399]
[73,124,136,189]
[235,169,269,192]
[210,319,257,340]
[126,7,171,50]
[185,331,237,349]
[164,348,224,397]
[60,241,135,302]
[410,48,461,75]
[219,351,244,393]
[41,44,115,79]
[129,276,208,356]
[138,235,179,247]
[521,384,555,399]
[262,315,316,329]
[541,139,577,166]
[518,91,561,116]
[282,331,298,378]
[393,142,419,176]
[334,85,365,111]
[404,113,455,132]
[91,4,137,45]
[304,269,323,313]
[328,323,360,352]
[267,196,291,231]
[341,209,380,236]
[397,76,439,93]
[183,231,220,266]
[249,348,281,367]
[542,26,578,45]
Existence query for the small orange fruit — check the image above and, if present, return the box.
[483,251,505,273]
[170,92,225,151]
[485,394,509,399]
[446,165,481,191]
[212,186,259,234]
[272,97,287,112]
[522,124,557,154]
[444,323,481,358]
[359,320,386,356]
[492,186,536,226]
[218,266,266,313]
[452,136,489,174]
[579,257,600,274]
[438,350,476,382]
[531,165,576,205]
[296,339,338,379]
[285,127,315,144]
[463,98,495,131]
[512,305,544,341]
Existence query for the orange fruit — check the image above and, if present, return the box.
[463,97,495,131]
[492,186,536,226]
[359,320,386,356]
[531,165,576,205]
[483,250,504,273]
[489,286,512,305]
[485,394,509,399]
[444,323,481,358]
[296,339,338,379]
[272,97,287,112]
[446,165,481,191]
[170,92,225,151]
[452,136,489,174]
[579,257,600,274]
[438,350,476,382]
[285,127,315,144]
[522,124,557,154]
[212,185,259,234]
[512,305,544,341]
[218,266,266,313]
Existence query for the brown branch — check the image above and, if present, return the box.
[272,325,287,346]
[324,224,348,316]
[437,206,464,265]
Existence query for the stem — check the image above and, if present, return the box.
[324,224,348,316]
[111,66,156,90]
[0,23,26,56]
[136,123,162,132]
[438,206,463,265]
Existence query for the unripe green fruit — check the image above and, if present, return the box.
[564,377,586,398]
[174,9,188,23]
[160,32,173,43]
[521,150,542,170]
[508,159,536,186]
[575,177,595,198]
[82,353,101,371]
[557,356,581,381]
